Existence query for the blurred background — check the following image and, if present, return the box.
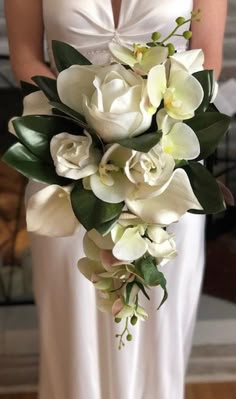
[0,0,236,395]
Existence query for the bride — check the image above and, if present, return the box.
[4,1,227,398]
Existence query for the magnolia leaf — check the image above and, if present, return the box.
[50,101,87,126]
[32,76,60,102]
[20,80,39,96]
[118,131,162,153]
[193,70,214,113]
[183,162,225,213]
[13,115,82,162]
[2,142,69,185]
[52,40,91,72]
[96,216,120,236]
[71,182,124,231]
[186,112,231,160]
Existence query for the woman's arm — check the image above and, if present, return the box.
[190,0,228,79]
[4,0,55,82]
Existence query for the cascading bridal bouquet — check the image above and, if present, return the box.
[2,11,232,348]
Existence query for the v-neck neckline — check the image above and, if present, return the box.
[111,0,123,30]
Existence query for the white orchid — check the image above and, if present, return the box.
[26,184,80,236]
[147,64,204,120]
[111,215,177,263]
[170,49,204,74]
[57,63,152,142]
[157,109,200,160]
[50,130,101,180]
[89,143,134,203]
[109,42,168,74]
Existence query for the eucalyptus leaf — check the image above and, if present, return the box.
[71,182,124,231]
[193,70,214,113]
[183,162,225,213]
[52,40,91,72]
[2,142,69,185]
[12,115,83,162]
[186,112,231,160]
[32,76,60,102]
[118,131,162,152]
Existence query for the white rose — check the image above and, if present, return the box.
[50,130,101,180]
[57,64,152,142]
[124,144,175,191]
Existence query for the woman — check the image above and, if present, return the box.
[4,1,227,398]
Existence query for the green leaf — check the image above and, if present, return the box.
[135,281,150,300]
[183,162,225,213]
[96,216,120,236]
[135,256,167,308]
[125,282,135,305]
[52,40,91,72]
[20,80,39,96]
[186,112,231,160]
[2,142,69,185]
[32,76,60,102]
[193,70,214,113]
[71,182,124,231]
[50,101,87,128]
[13,115,83,162]
[118,131,162,152]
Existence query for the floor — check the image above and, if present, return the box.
[1,383,236,399]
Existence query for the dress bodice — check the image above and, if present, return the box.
[43,0,193,66]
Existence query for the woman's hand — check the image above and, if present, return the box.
[4,0,55,83]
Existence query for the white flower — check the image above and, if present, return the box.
[157,109,200,160]
[111,215,177,263]
[126,168,203,225]
[147,64,204,120]
[50,130,101,180]
[170,49,204,74]
[124,143,175,189]
[57,64,152,142]
[9,91,52,135]
[109,42,168,74]
[89,144,134,203]
[26,184,80,236]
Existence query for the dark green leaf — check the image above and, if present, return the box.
[50,101,87,127]
[193,70,214,113]
[183,162,225,213]
[186,112,231,160]
[13,115,83,162]
[135,281,150,300]
[52,40,91,72]
[96,216,120,236]
[125,282,135,305]
[2,142,69,185]
[135,256,167,308]
[20,80,39,96]
[71,182,124,231]
[32,76,60,102]
[118,131,162,152]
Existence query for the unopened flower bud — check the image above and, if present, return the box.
[183,30,193,40]
[176,16,186,25]
[167,43,175,56]
[115,317,122,323]
[130,315,138,325]
[151,32,161,42]
[126,334,133,341]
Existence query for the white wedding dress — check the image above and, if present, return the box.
[28,1,206,398]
